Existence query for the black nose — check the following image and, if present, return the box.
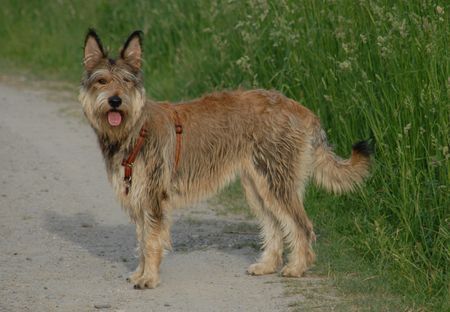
[108,96,122,108]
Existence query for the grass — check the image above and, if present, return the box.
[299,189,414,311]
[0,0,448,310]
[211,178,254,219]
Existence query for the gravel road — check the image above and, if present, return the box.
[0,81,294,312]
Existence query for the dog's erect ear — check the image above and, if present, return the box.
[120,30,143,71]
[83,28,106,71]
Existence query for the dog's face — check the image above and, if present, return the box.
[79,29,145,140]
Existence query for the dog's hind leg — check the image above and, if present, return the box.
[246,148,316,277]
[241,174,284,275]
[253,185,315,277]
[276,195,316,277]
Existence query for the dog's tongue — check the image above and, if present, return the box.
[107,111,122,126]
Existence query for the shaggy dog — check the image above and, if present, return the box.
[79,29,372,289]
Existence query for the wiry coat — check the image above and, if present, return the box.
[79,29,373,289]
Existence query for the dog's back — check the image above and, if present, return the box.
[149,89,371,207]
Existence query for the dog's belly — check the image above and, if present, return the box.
[170,158,244,209]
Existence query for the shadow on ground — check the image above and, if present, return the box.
[44,211,261,270]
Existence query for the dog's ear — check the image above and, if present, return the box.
[120,30,143,71]
[83,28,106,71]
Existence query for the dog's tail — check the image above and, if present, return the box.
[311,127,374,194]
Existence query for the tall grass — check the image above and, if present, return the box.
[0,0,448,309]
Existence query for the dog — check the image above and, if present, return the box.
[79,29,373,289]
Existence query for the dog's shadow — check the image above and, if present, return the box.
[44,211,137,270]
[44,210,260,271]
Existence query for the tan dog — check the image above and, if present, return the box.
[79,29,373,289]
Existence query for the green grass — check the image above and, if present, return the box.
[211,178,254,219]
[300,189,416,311]
[0,0,448,310]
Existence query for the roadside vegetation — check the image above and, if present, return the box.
[1,1,448,310]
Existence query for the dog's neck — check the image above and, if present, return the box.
[97,133,122,159]
[95,113,147,161]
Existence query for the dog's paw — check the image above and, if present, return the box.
[280,264,305,278]
[246,262,277,276]
[133,274,160,289]
[126,270,143,284]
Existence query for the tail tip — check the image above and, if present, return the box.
[352,139,375,157]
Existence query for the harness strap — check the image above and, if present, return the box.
[121,108,183,195]
[121,127,148,195]
[173,109,183,171]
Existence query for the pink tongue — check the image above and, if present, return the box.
[107,111,122,126]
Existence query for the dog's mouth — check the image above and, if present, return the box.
[107,110,123,127]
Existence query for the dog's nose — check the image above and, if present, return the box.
[108,96,122,108]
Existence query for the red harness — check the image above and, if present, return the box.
[121,109,183,195]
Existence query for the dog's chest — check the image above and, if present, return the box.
[108,155,146,214]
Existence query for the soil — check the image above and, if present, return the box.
[0,80,296,311]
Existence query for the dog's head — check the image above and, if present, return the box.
[79,29,145,140]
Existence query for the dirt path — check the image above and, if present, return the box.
[0,81,298,311]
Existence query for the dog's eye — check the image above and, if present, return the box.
[98,79,107,85]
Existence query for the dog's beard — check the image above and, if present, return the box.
[79,87,145,139]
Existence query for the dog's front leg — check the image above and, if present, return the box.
[133,209,164,289]
[127,216,145,284]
